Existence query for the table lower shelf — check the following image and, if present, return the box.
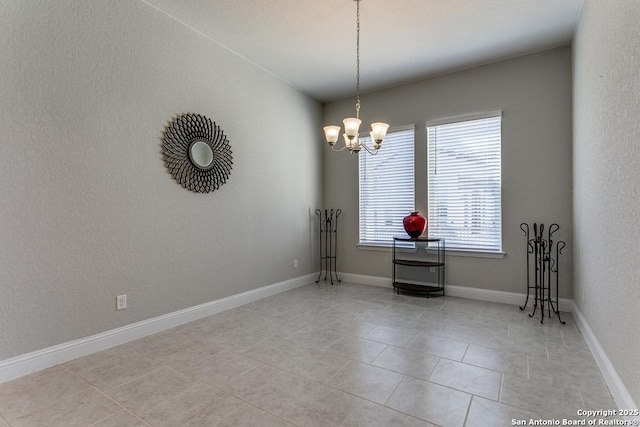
[392,281,444,297]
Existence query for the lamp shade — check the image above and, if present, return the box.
[370,122,389,144]
[343,117,362,140]
[323,125,341,145]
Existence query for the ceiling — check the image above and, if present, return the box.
[142,0,584,103]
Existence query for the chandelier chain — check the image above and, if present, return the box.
[355,0,361,119]
[322,0,388,154]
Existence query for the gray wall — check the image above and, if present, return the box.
[573,0,640,406]
[323,47,574,298]
[0,0,322,360]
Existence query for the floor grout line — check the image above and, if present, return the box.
[0,283,610,426]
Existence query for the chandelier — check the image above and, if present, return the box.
[323,0,389,155]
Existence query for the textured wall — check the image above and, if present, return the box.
[0,0,322,360]
[323,48,574,297]
[573,0,640,406]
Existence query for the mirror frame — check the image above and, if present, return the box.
[161,113,233,193]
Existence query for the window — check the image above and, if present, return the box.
[427,113,502,252]
[359,125,415,247]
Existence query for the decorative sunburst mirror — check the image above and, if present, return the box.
[161,113,233,193]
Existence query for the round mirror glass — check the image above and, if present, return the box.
[189,140,214,169]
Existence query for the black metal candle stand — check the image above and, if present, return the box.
[316,209,342,285]
[519,222,566,324]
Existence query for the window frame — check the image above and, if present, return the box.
[358,124,416,249]
[426,111,503,254]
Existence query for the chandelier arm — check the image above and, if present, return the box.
[331,144,351,152]
[359,142,379,155]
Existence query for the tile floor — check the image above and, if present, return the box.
[0,282,617,427]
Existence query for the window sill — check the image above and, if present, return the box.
[357,244,415,253]
[357,244,505,259]
[445,249,505,259]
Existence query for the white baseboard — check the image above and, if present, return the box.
[338,272,573,312]
[5,271,635,418]
[338,272,392,288]
[572,305,639,415]
[0,273,315,384]
[445,284,574,313]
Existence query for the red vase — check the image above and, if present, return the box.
[403,211,427,238]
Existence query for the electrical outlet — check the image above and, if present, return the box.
[294,259,299,268]
[116,294,127,311]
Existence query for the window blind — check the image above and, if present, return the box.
[427,115,502,252]
[359,126,415,246]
